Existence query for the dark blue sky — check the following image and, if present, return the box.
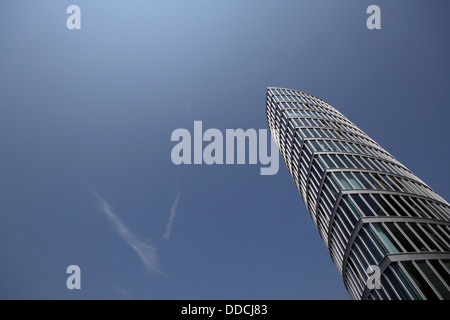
[0,1,449,299]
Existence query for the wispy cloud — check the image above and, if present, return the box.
[92,191,162,275]
[113,285,133,300]
[163,191,181,240]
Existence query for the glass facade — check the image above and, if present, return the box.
[266,87,450,300]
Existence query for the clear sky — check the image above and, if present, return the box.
[0,0,449,299]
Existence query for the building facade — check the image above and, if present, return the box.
[266,87,450,299]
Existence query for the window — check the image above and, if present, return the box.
[316,156,327,171]
[330,154,344,168]
[413,224,445,252]
[335,172,351,189]
[324,177,338,198]
[360,228,384,260]
[353,172,373,189]
[402,261,440,299]
[320,141,330,151]
[391,264,422,300]
[339,155,353,168]
[385,222,415,252]
[388,195,410,217]
[362,172,378,189]
[382,268,410,299]
[312,159,324,177]
[373,173,390,190]
[373,224,400,253]
[343,143,353,153]
[416,261,450,299]
[328,141,340,152]
[397,223,425,251]
[310,140,321,152]
[344,172,363,189]
[363,194,386,216]
[429,260,450,288]
[322,155,335,168]
[372,194,397,216]
[343,197,362,218]
[351,194,375,216]
[381,175,401,192]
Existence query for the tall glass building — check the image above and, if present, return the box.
[266,87,450,300]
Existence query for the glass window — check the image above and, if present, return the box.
[391,264,422,300]
[407,198,432,219]
[362,172,379,189]
[335,212,351,239]
[344,172,363,189]
[365,225,388,255]
[335,172,351,189]
[334,141,345,151]
[324,177,338,198]
[322,155,335,168]
[352,144,363,154]
[385,222,415,252]
[363,157,378,171]
[316,156,327,171]
[373,224,400,253]
[398,223,424,251]
[353,156,368,168]
[402,261,439,300]
[360,228,384,261]
[380,274,401,299]
[414,224,445,252]
[353,172,372,189]
[343,143,353,153]
[383,267,411,300]
[396,196,421,217]
[343,197,362,218]
[330,154,344,168]
[312,159,324,177]
[373,173,390,190]
[381,175,401,192]
[286,110,296,117]
[429,260,450,287]
[329,175,342,193]
[320,141,330,151]
[303,143,312,158]
[416,261,450,299]
[341,205,358,227]
[298,128,307,138]
[388,195,411,217]
[362,194,385,216]
[377,161,392,174]
[310,140,320,152]
[339,155,353,168]
[350,194,374,216]
[310,129,319,138]
[327,140,338,151]
[372,194,397,216]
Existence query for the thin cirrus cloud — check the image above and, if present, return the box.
[163,191,181,240]
[92,191,162,275]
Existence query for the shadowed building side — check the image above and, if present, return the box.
[266,87,450,300]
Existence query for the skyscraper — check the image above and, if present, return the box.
[266,87,450,300]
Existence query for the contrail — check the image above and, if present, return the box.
[163,191,181,240]
[92,191,162,275]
